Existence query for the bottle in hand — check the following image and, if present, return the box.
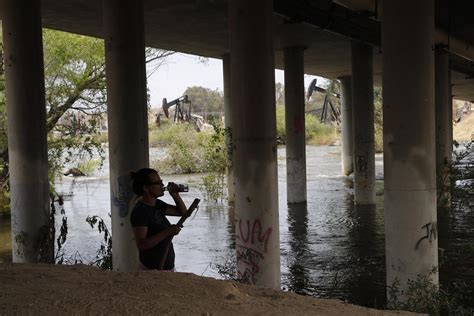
[164,183,189,192]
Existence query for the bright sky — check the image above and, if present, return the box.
[146,52,325,108]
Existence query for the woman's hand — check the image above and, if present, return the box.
[168,224,181,236]
[167,182,180,195]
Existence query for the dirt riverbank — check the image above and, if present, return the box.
[0,263,421,315]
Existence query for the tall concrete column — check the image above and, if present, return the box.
[381,0,438,301]
[222,54,235,203]
[284,46,307,204]
[351,41,375,205]
[229,0,280,289]
[103,0,149,271]
[3,0,52,263]
[339,76,353,176]
[435,49,451,209]
[448,84,453,160]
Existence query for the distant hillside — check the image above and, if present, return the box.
[453,111,474,141]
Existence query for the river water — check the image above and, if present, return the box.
[0,145,473,309]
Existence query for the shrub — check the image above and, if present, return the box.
[200,120,228,201]
[150,123,208,174]
[0,183,9,217]
[150,119,230,201]
[76,159,102,176]
[149,117,175,147]
[374,87,383,153]
[387,267,473,315]
[306,114,338,145]
[276,105,338,145]
[276,105,286,144]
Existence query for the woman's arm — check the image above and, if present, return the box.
[132,225,181,251]
[164,182,187,216]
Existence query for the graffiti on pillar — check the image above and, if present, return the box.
[235,217,272,284]
[236,246,264,284]
[293,116,304,135]
[355,152,368,173]
[415,221,437,250]
[113,175,133,218]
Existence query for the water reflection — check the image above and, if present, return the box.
[344,203,386,307]
[280,172,387,306]
[227,202,236,251]
[438,203,474,307]
[286,202,311,294]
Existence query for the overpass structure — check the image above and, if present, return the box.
[1,0,471,301]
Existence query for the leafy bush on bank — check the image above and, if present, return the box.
[275,104,338,145]
[387,267,473,315]
[150,120,228,201]
[150,122,209,174]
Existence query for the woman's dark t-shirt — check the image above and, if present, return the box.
[130,200,175,270]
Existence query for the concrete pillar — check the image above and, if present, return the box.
[3,0,52,263]
[448,84,453,160]
[351,41,375,205]
[381,0,438,301]
[284,46,307,204]
[103,0,149,271]
[435,49,451,209]
[339,76,353,176]
[229,0,280,289]
[222,54,235,203]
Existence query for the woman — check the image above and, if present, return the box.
[130,168,187,271]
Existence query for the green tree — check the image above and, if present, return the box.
[0,29,174,213]
[43,30,108,183]
[183,86,224,120]
[43,29,174,181]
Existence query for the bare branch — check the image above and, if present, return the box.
[145,50,175,64]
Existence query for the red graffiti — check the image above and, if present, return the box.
[235,218,273,285]
[236,218,272,252]
[293,116,304,134]
[238,219,250,243]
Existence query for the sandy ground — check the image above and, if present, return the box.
[0,263,421,315]
[453,111,474,141]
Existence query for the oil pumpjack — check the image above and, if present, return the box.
[161,94,191,122]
